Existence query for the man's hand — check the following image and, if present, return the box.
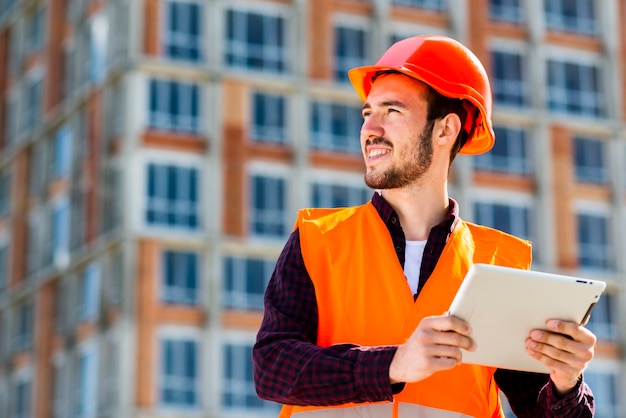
[389,315,475,384]
[526,319,596,395]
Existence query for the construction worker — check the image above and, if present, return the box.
[253,35,595,417]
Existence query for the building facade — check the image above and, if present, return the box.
[0,0,624,417]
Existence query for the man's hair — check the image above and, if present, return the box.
[371,70,475,165]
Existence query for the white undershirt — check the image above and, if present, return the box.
[404,240,427,294]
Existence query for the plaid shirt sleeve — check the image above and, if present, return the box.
[253,229,400,406]
[495,369,594,417]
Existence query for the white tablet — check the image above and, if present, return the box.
[448,263,606,373]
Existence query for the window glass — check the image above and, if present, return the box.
[545,0,597,35]
[160,338,199,407]
[165,1,202,62]
[225,9,287,73]
[148,79,201,133]
[79,263,101,322]
[574,137,608,184]
[473,126,531,175]
[146,163,200,229]
[76,347,99,418]
[585,368,621,417]
[391,0,444,10]
[223,343,281,412]
[474,202,532,240]
[310,101,362,154]
[0,169,10,217]
[14,299,34,352]
[53,126,73,178]
[249,174,286,238]
[311,182,370,208]
[577,213,612,270]
[223,256,274,310]
[251,92,287,143]
[13,378,32,418]
[89,14,108,83]
[547,60,604,117]
[0,244,7,299]
[492,50,527,107]
[490,0,524,23]
[161,250,199,305]
[334,26,367,83]
[52,199,70,268]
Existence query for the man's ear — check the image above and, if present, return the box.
[436,113,462,147]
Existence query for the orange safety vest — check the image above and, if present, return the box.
[279,202,532,418]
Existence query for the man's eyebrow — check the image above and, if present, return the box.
[361,100,408,112]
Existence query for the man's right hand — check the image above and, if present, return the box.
[389,315,476,384]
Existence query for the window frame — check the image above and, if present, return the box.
[163,0,203,62]
[224,7,289,73]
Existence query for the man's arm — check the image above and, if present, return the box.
[496,369,594,418]
[252,230,398,406]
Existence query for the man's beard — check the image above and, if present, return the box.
[364,120,434,189]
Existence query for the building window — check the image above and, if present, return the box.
[161,250,199,305]
[26,6,46,54]
[13,299,34,352]
[311,182,370,208]
[22,75,44,135]
[53,126,73,179]
[98,338,119,416]
[0,169,10,217]
[223,256,273,310]
[545,0,597,36]
[223,342,280,413]
[225,9,287,73]
[148,79,201,133]
[0,243,7,299]
[160,338,199,408]
[585,367,620,418]
[586,291,617,341]
[146,163,200,229]
[89,14,108,83]
[577,213,612,270]
[334,26,367,83]
[164,0,202,62]
[52,198,70,268]
[12,377,32,418]
[78,263,101,322]
[492,50,527,107]
[251,92,287,144]
[574,137,608,184]
[490,0,524,23]
[249,174,286,238]
[391,0,444,10]
[547,60,604,117]
[75,345,99,418]
[52,360,70,418]
[310,101,362,154]
[473,126,531,175]
[474,202,532,240]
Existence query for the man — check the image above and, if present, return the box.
[253,35,596,418]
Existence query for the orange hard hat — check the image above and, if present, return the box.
[348,35,494,155]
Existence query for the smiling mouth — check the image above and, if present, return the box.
[367,148,390,161]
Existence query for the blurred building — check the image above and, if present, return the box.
[0,0,624,417]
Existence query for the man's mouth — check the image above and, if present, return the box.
[368,149,390,159]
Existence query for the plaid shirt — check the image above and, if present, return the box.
[254,192,594,417]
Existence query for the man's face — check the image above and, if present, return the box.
[360,73,434,190]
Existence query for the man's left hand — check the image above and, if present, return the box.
[526,319,596,395]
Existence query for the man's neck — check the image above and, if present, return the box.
[379,185,450,241]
